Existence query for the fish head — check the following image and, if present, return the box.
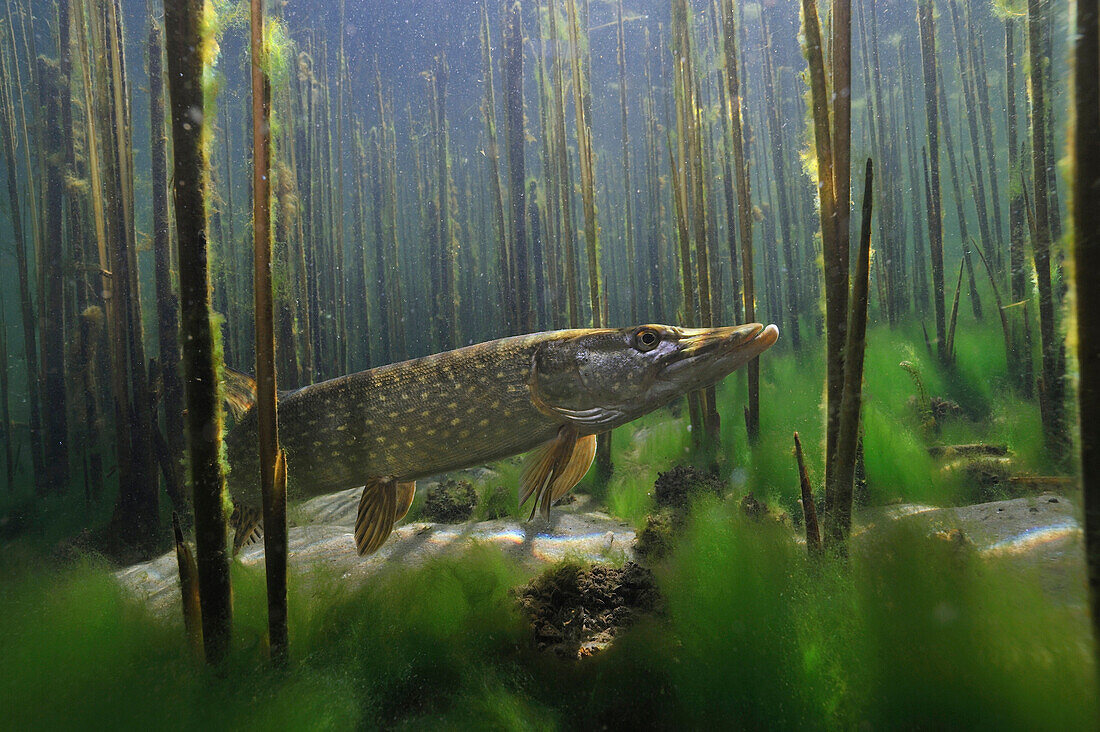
[530,322,779,432]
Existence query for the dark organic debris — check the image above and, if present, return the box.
[517,561,663,659]
[633,508,677,562]
[633,466,726,563]
[652,465,725,511]
[965,457,1014,500]
[420,479,477,523]
[928,443,1009,458]
[740,492,768,519]
[929,396,964,420]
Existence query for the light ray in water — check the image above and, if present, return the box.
[531,530,621,562]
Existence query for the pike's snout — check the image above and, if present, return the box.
[663,323,779,385]
[678,322,779,358]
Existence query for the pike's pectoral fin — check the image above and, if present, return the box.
[395,481,416,523]
[355,477,399,556]
[519,426,597,521]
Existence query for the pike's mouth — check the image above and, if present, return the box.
[664,323,780,379]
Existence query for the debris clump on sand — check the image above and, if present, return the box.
[516,561,662,659]
[652,465,725,510]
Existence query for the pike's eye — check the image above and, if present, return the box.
[634,327,661,352]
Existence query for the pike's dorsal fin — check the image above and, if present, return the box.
[394,481,416,523]
[355,477,399,556]
[519,426,596,521]
[222,367,258,421]
[230,503,264,555]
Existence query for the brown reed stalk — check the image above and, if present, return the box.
[794,432,821,556]
[916,0,947,364]
[826,159,874,548]
[251,0,286,666]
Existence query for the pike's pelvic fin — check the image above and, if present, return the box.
[355,477,399,556]
[394,481,416,523]
[519,425,597,521]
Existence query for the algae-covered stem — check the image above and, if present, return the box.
[1006,17,1033,397]
[164,0,232,664]
[798,0,837,482]
[826,0,854,482]
[1027,0,1068,462]
[1073,0,1100,669]
[251,0,287,665]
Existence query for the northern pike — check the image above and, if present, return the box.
[224,322,779,555]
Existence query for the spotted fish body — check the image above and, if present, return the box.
[226,331,564,506]
[225,322,779,555]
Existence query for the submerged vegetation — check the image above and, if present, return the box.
[1,0,1099,724]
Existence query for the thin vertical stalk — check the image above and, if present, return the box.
[0,297,11,489]
[251,0,286,666]
[759,4,799,348]
[936,69,982,323]
[503,2,530,333]
[148,4,185,501]
[37,55,69,493]
[1028,0,1067,460]
[720,0,756,439]
[917,0,947,363]
[480,5,512,332]
[0,39,44,493]
[946,0,998,276]
[615,0,637,323]
[547,0,580,327]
